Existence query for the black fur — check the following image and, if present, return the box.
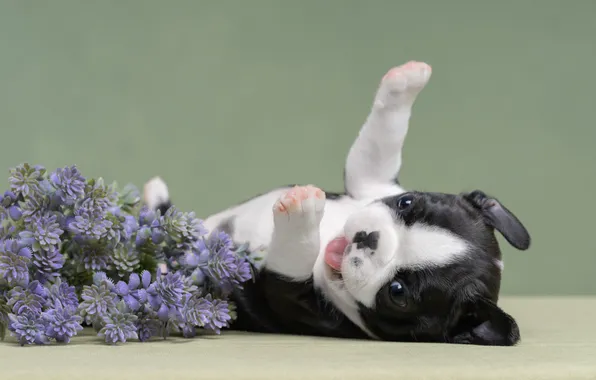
[462,190,530,250]
[215,216,235,236]
[231,270,369,339]
[157,200,172,218]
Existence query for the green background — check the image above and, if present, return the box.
[0,0,593,295]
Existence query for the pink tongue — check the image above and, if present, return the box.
[324,236,349,271]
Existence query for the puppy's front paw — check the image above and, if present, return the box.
[267,185,325,278]
[273,185,325,230]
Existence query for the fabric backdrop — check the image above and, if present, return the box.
[0,0,594,295]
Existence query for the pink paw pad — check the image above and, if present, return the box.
[382,61,432,80]
[275,185,325,213]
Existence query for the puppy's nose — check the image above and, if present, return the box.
[353,230,380,250]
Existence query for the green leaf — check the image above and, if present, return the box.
[138,250,158,276]
[235,242,250,253]
[227,301,238,321]
[117,183,141,213]
[116,300,129,314]
[0,297,10,341]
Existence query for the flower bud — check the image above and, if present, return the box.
[8,205,22,221]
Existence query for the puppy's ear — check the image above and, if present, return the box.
[463,190,530,250]
[450,298,520,346]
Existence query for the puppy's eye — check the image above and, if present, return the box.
[389,281,407,307]
[396,194,414,210]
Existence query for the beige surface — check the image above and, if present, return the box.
[0,296,595,380]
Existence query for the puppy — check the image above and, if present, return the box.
[143,61,530,346]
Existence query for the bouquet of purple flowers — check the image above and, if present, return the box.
[0,163,258,345]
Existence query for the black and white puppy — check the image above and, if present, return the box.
[144,61,531,346]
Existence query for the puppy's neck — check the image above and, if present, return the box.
[312,255,378,339]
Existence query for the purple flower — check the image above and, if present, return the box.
[8,163,45,200]
[135,225,152,247]
[205,295,231,333]
[78,279,117,324]
[1,191,17,208]
[8,311,48,346]
[67,212,112,241]
[190,268,206,286]
[0,239,31,287]
[50,166,86,205]
[20,195,50,224]
[111,244,140,277]
[77,244,112,271]
[113,272,149,312]
[77,178,117,217]
[207,230,234,254]
[19,213,63,252]
[181,323,197,338]
[140,270,152,289]
[160,207,207,244]
[104,219,123,244]
[8,205,22,221]
[147,270,185,311]
[47,280,79,311]
[0,165,258,345]
[234,256,252,283]
[183,251,201,268]
[108,206,122,217]
[201,231,238,283]
[32,247,64,281]
[139,206,157,226]
[135,311,160,342]
[121,215,139,240]
[182,294,213,329]
[151,226,165,245]
[99,308,138,344]
[198,231,252,289]
[42,300,83,343]
[7,281,47,316]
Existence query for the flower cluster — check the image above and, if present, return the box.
[5,280,83,345]
[76,269,232,344]
[0,163,257,345]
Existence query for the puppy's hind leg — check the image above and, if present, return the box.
[265,185,326,281]
[344,61,432,200]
